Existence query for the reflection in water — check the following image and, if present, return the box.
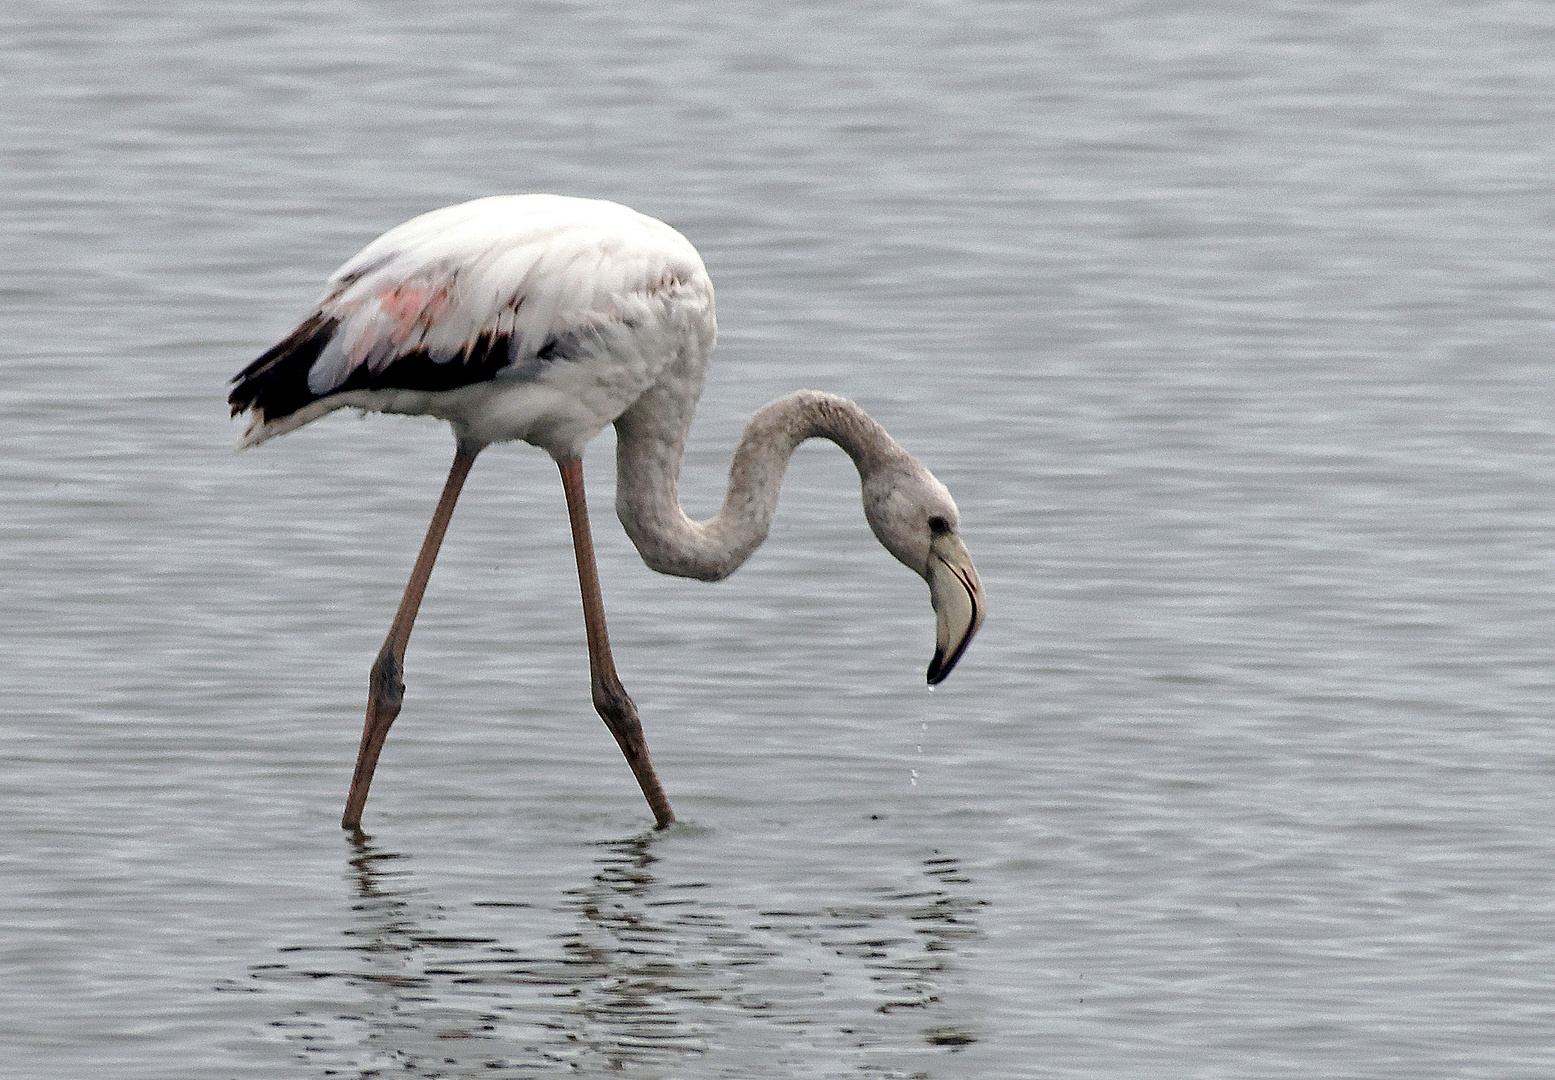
[248,831,985,1076]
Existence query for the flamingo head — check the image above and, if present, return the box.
[861,459,986,684]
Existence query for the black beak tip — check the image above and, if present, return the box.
[926,648,950,686]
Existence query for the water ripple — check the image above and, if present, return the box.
[241,831,985,1076]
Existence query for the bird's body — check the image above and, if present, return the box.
[231,194,984,829]
[233,194,714,457]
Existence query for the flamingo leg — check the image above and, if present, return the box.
[557,458,677,828]
[342,440,481,829]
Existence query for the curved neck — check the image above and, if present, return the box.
[613,388,909,581]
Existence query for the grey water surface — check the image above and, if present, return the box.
[5,2,1555,1077]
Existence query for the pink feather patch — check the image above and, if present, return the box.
[380,284,452,348]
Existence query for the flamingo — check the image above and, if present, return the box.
[229,194,985,830]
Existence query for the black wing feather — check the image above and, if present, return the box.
[229,318,531,427]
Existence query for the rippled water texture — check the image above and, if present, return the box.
[5,2,1555,1077]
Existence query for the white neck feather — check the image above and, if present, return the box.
[613,387,912,582]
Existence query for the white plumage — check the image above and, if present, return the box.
[237,195,713,455]
[230,194,984,830]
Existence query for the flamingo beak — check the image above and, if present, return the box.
[925,531,985,684]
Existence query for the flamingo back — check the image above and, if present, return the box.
[229,195,715,457]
